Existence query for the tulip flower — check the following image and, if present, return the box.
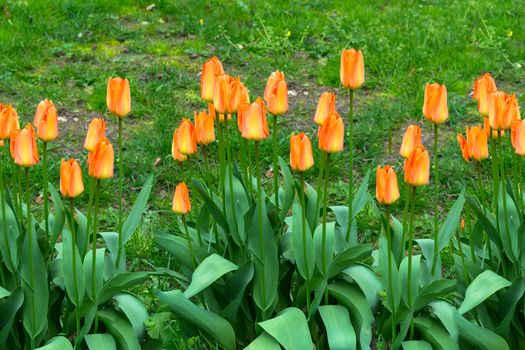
[213,74,246,115]
[172,182,191,215]
[200,56,225,102]
[9,129,18,160]
[240,98,269,141]
[107,77,131,117]
[340,48,365,90]
[317,112,344,153]
[376,165,400,205]
[60,159,84,198]
[290,132,314,172]
[13,123,39,167]
[467,126,489,161]
[423,83,448,124]
[314,92,336,126]
[399,125,421,158]
[488,92,519,130]
[403,144,430,187]
[483,117,502,139]
[176,118,197,155]
[88,137,114,179]
[264,71,288,116]
[194,110,215,145]
[34,99,59,142]
[512,120,525,156]
[84,118,106,152]
[0,104,19,140]
[457,133,470,162]
[171,130,187,163]
[473,73,497,116]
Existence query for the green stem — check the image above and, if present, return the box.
[224,119,237,246]
[239,133,249,194]
[85,177,95,256]
[431,124,440,275]
[69,198,81,341]
[255,142,267,320]
[315,151,326,224]
[187,157,202,246]
[203,146,219,250]
[16,164,22,218]
[91,180,100,332]
[300,172,310,313]
[0,153,13,272]
[406,186,416,306]
[115,118,124,269]
[498,131,511,253]
[183,215,197,269]
[217,118,226,211]
[456,226,469,283]
[400,185,411,262]
[245,138,253,199]
[519,156,524,217]
[25,167,36,346]
[490,131,500,233]
[321,153,331,304]
[43,141,49,242]
[513,153,521,214]
[346,89,354,242]
[272,114,279,214]
[385,206,396,342]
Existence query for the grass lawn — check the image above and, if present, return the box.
[0,0,523,345]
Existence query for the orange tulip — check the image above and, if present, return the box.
[13,123,39,167]
[264,71,288,115]
[84,118,106,152]
[34,99,59,142]
[317,112,344,153]
[239,83,250,105]
[488,92,519,130]
[60,159,84,198]
[399,125,421,158]
[106,77,131,117]
[171,130,187,163]
[0,140,3,147]
[457,133,470,162]
[9,129,19,159]
[176,118,197,155]
[483,117,503,139]
[403,144,430,187]
[172,182,191,215]
[88,137,114,179]
[314,92,336,126]
[467,126,488,161]
[423,83,448,124]
[340,48,365,90]
[473,73,497,116]
[200,56,225,102]
[512,119,525,156]
[0,104,19,140]
[194,109,215,145]
[290,132,314,172]
[376,165,400,205]
[213,74,246,115]
[240,97,269,141]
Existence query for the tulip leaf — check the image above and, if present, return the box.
[258,307,313,350]
[193,179,229,231]
[62,227,85,306]
[0,197,19,272]
[437,190,465,252]
[0,287,24,346]
[98,272,151,305]
[224,169,249,245]
[414,279,456,312]
[85,334,117,350]
[84,248,105,301]
[184,253,238,298]
[328,243,373,278]
[153,231,208,272]
[48,183,65,247]
[375,234,401,313]
[279,156,295,221]
[319,305,357,350]
[342,263,381,309]
[304,182,318,231]
[429,300,458,342]
[413,316,459,350]
[113,293,148,340]
[402,340,433,350]
[245,332,280,350]
[458,270,511,315]
[497,182,520,261]
[292,202,315,280]
[314,221,335,274]
[122,174,154,246]
[456,309,509,350]
[98,309,141,350]
[35,336,73,350]
[399,255,421,306]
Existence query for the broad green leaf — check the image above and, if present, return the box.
[122,174,153,245]
[399,255,421,306]
[98,309,141,350]
[319,305,356,350]
[456,310,509,350]
[98,272,150,305]
[458,270,511,314]
[496,278,525,338]
[84,248,105,301]
[413,316,459,350]
[100,232,125,275]
[0,197,19,272]
[304,182,318,231]
[415,239,440,282]
[193,179,228,231]
[157,290,236,350]
[245,332,280,350]
[184,254,238,298]
[376,234,401,312]
[85,334,117,350]
[429,300,458,342]
[437,191,465,252]
[342,263,381,309]
[62,227,85,306]
[402,340,433,350]
[35,336,73,350]
[314,221,335,274]
[414,280,456,311]
[279,156,295,221]
[75,209,88,258]
[224,168,249,245]
[0,287,10,299]
[328,243,373,278]
[466,196,501,250]
[497,182,520,260]
[153,231,208,272]
[221,262,254,321]
[0,287,24,346]
[113,293,148,340]
[258,307,313,350]
[292,202,315,280]
[48,183,66,247]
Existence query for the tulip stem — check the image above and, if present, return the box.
[406,185,416,338]
[216,118,227,212]
[85,177,95,256]
[69,198,81,342]
[456,224,469,284]
[255,141,267,320]
[115,118,124,270]
[272,114,279,215]
[299,172,311,313]
[245,138,253,199]
[182,214,197,269]
[431,124,440,276]
[400,185,411,263]
[346,89,354,243]
[224,119,237,246]
[42,141,49,242]
[519,156,524,216]
[476,161,486,264]
[16,163,22,218]
[203,146,219,250]
[490,130,500,233]
[91,179,100,332]
[0,153,13,274]
[322,153,331,304]
[24,167,36,347]
[239,134,249,195]
[498,131,511,253]
[385,206,396,342]
[315,151,326,223]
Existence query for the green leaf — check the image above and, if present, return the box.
[399,255,421,306]
[466,196,501,250]
[84,248,105,301]
[304,182,318,231]
[291,202,315,280]
[184,254,238,298]
[85,334,117,350]
[113,293,148,340]
[401,340,433,350]
[413,316,459,350]
[458,270,511,314]
[376,234,401,312]
[319,305,356,350]
[62,227,85,306]
[225,170,250,245]
[328,243,373,278]
[414,280,456,311]
[429,300,458,342]
[0,287,10,299]
[258,307,313,350]
[35,336,73,350]
[496,278,525,338]
[221,262,254,321]
[98,272,150,305]
[437,190,465,252]
[157,290,236,350]
[153,231,208,271]
[279,157,295,221]
[245,332,281,350]
[497,181,520,260]
[98,309,141,350]
[314,221,335,274]
[193,179,229,231]
[0,287,24,346]
[456,310,509,350]
[122,174,153,245]
[48,183,65,247]
[342,263,381,309]
[0,198,19,272]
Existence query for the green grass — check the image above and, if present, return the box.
[0,0,523,344]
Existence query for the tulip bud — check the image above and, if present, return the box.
[13,123,39,167]
[34,99,59,142]
[240,97,269,141]
[473,73,497,117]
[214,74,246,115]
[399,125,421,158]
[376,165,400,205]
[84,118,106,152]
[512,120,525,156]
[176,118,197,155]
[467,125,488,161]
[107,77,131,117]
[60,159,84,198]
[200,56,225,102]
[264,71,288,116]
[172,182,191,215]
[340,48,365,90]
[88,137,114,179]
[403,144,430,187]
[317,112,344,153]
[314,92,336,126]
[423,83,448,124]
[290,132,314,172]
[171,130,187,163]
[194,109,215,145]
[0,104,19,140]
[488,92,518,130]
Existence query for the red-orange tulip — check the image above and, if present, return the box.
[512,120,525,156]
[0,104,19,140]
[194,109,215,145]
[34,99,59,142]
[376,165,400,205]
[264,71,288,116]
[488,92,519,130]
[340,48,365,90]
[240,97,269,141]
[403,144,430,187]
[200,56,225,102]
[13,123,39,167]
[423,83,448,124]
[399,125,421,158]
[290,132,314,172]
[317,112,344,153]
[473,73,497,117]
[176,119,197,155]
[314,92,336,126]
[107,77,131,117]
[60,159,84,198]
[172,182,191,215]
[171,130,187,163]
[84,118,106,152]
[88,137,114,179]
